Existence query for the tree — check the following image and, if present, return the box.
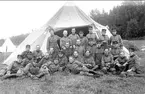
[126,19,139,38]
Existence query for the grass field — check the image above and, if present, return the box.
[0,40,145,94]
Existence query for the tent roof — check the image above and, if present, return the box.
[44,2,93,31]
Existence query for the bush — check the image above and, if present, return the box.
[123,40,140,51]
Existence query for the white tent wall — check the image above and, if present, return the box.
[0,38,16,52]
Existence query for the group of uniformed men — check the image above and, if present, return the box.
[1,26,141,80]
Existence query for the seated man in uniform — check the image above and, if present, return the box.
[73,50,84,63]
[63,42,74,59]
[75,39,85,58]
[126,48,141,76]
[48,47,58,62]
[68,28,80,49]
[83,50,95,70]
[36,52,50,68]
[114,51,128,75]
[101,49,115,74]
[111,41,121,61]
[2,55,26,79]
[47,59,60,75]
[57,50,68,72]
[33,45,43,63]
[26,60,49,79]
[21,45,34,67]
[86,40,97,60]
[95,40,104,70]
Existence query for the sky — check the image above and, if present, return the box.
[0,1,122,39]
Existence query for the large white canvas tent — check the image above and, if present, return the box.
[3,2,129,65]
[0,38,16,52]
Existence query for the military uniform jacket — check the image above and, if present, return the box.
[33,50,43,59]
[47,63,59,72]
[73,55,84,63]
[68,34,80,46]
[28,63,40,75]
[111,47,121,57]
[86,33,98,45]
[9,61,23,73]
[101,54,114,67]
[21,50,33,60]
[67,60,83,71]
[83,56,95,66]
[75,45,85,57]
[115,56,128,65]
[110,35,123,46]
[79,36,88,47]
[60,36,72,48]
[86,44,97,55]
[63,47,73,58]
[47,35,60,51]
[57,56,68,67]
[128,54,139,69]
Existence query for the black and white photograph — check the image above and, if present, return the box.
[0,0,145,94]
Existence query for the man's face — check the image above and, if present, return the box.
[72,28,76,34]
[17,57,22,63]
[36,45,40,51]
[26,47,30,51]
[65,43,70,48]
[69,57,74,63]
[112,30,117,35]
[58,53,63,57]
[79,33,83,37]
[45,53,49,58]
[104,49,109,55]
[89,28,93,33]
[76,40,81,45]
[54,60,59,64]
[102,31,106,36]
[73,51,78,57]
[85,51,90,56]
[63,31,68,37]
[120,52,125,57]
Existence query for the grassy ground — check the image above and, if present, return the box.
[0,40,145,94]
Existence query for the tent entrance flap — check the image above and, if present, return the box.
[54,25,90,37]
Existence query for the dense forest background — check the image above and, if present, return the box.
[90,1,145,39]
[0,1,145,46]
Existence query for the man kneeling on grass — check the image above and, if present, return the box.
[2,55,27,79]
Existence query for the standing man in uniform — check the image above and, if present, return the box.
[79,31,88,49]
[99,29,110,49]
[47,27,60,53]
[86,26,98,60]
[110,28,123,48]
[68,28,80,49]
[86,26,98,46]
[60,30,72,50]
